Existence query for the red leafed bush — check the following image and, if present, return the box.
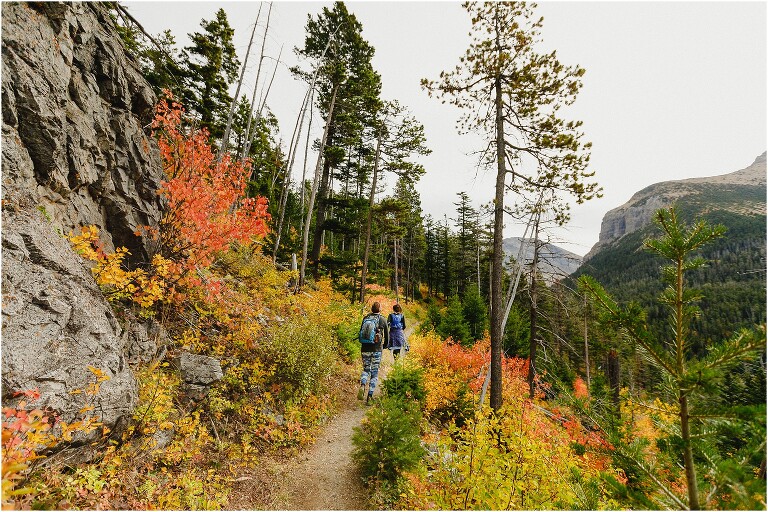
[151,96,270,272]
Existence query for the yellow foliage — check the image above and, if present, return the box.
[68,226,171,310]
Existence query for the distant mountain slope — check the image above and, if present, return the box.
[585,152,766,260]
[503,237,582,279]
[576,152,766,350]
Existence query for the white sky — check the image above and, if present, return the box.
[124,1,767,256]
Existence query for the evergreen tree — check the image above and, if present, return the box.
[180,8,240,140]
[394,178,427,302]
[453,192,479,296]
[139,30,182,96]
[359,101,429,302]
[110,8,182,97]
[438,295,472,346]
[582,207,765,510]
[462,283,487,341]
[294,2,382,280]
[423,1,599,411]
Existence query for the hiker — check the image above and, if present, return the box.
[387,304,408,359]
[357,301,388,404]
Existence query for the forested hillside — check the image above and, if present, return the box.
[577,155,766,349]
[2,2,765,511]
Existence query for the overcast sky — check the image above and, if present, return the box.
[124,1,767,256]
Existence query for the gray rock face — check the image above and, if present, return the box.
[1,2,166,442]
[1,2,163,262]
[1,210,137,429]
[125,317,169,365]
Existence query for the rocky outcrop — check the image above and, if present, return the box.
[1,1,163,261]
[585,152,767,260]
[1,2,165,438]
[1,210,136,431]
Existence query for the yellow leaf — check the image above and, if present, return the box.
[87,366,104,378]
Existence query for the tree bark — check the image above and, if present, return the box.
[490,70,506,411]
[310,124,335,279]
[527,213,541,399]
[299,83,339,287]
[359,128,382,303]
[680,394,700,509]
[584,292,591,394]
[607,349,620,409]
[394,234,400,303]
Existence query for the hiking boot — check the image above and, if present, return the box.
[357,386,365,401]
[365,394,375,405]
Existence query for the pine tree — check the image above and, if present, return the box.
[439,295,472,346]
[453,192,479,296]
[294,2,382,281]
[581,207,765,510]
[360,101,429,302]
[462,283,488,342]
[180,8,240,140]
[423,1,600,411]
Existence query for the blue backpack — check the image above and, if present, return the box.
[359,315,380,344]
[390,313,404,330]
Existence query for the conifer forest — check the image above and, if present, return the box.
[1,1,765,510]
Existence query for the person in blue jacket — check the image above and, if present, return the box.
[387,304,408,359]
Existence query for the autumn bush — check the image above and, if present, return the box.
[26,362,230,510]
[383,329,624,510]
[257,315,337,403]
[402,402,617,510]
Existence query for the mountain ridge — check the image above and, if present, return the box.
[585,151,766,260]
[502,236,583,279]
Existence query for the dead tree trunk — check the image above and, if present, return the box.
[527,212,541,399]
[240,2,272,161]
[272,87,311,261]
[220,8,260,158]
[607,349,620,409]
[299,83,339,287]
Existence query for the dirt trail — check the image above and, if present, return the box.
[268,324,416,510]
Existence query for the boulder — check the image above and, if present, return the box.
[173,352,224,386]
[1,209,137,430]
[124,316,169,365]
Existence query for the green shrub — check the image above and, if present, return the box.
[335,316,361,363]
[352,397,425,484]
[419,303,442,334]
[257,316,336,402]
[437,295,471,345]
[382,361,426,405]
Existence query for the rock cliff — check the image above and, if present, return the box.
[585,152,767,260]
[2,1,163,259]
[2,2,164,437]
